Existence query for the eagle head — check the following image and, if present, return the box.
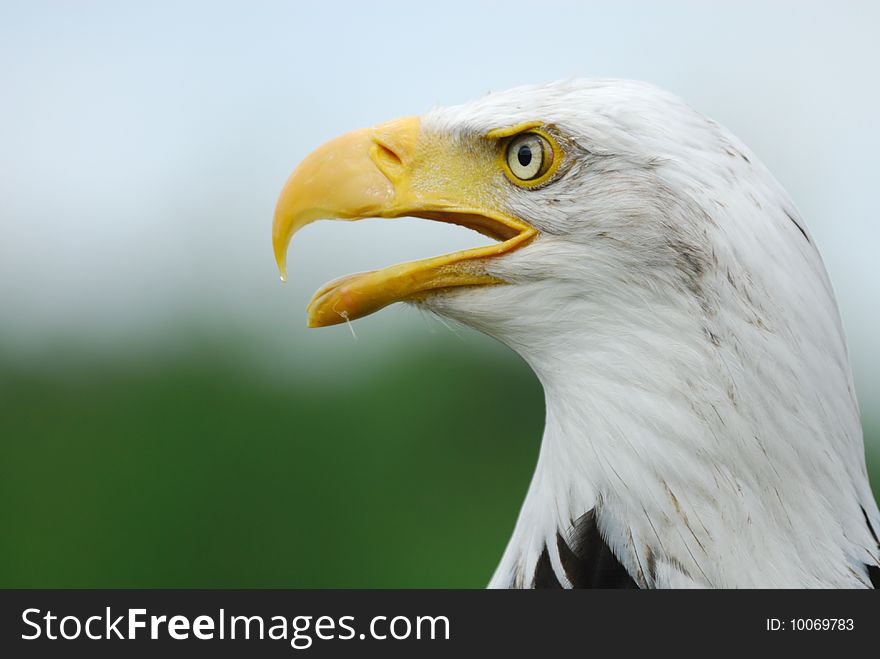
[272,80,879,588]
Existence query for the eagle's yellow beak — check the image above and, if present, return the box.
[272,116,537,327]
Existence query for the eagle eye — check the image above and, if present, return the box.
[502,130,559,187]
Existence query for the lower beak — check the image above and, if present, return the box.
[272,116,536,327]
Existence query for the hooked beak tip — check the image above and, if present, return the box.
[273,240,289,283]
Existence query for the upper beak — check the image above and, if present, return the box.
[272,116,536,327]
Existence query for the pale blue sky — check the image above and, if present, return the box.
[1,1,878,412]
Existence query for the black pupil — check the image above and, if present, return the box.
[517,143,533,167]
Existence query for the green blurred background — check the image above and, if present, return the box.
[0,333,546,586]
[1,1,878,587]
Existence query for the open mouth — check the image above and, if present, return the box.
[301,209,535,328]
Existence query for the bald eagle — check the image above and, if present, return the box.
[272,80,880,588]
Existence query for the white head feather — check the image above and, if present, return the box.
[418,80,879,587]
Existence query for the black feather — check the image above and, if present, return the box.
[861,506,880,588]
[532,546,564,588]
[532,509,639,589]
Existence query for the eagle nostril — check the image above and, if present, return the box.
[371,140,405,182]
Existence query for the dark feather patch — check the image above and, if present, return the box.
[563,510,640,588]
[867,565,880,589]
[532,509,639,589]
[532,546,563,588]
